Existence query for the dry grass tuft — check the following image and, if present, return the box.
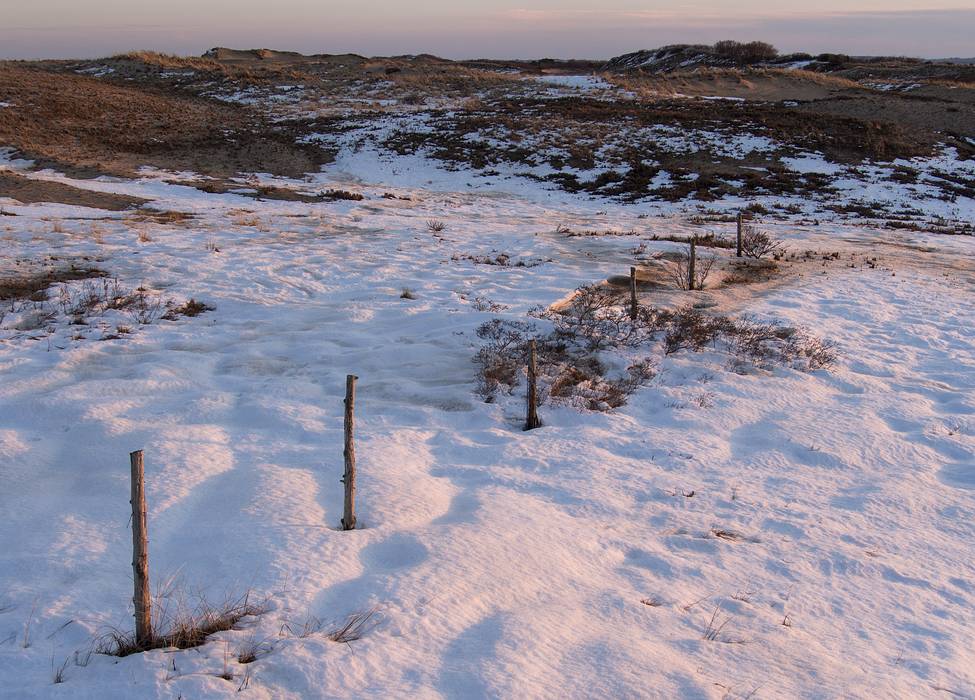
[162,298,214,320]
[327,609,380,644]
[98,592,267,657]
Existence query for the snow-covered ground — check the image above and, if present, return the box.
[1,142,974,699]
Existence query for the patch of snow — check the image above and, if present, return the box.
[782,153,845,175]
[75,65,115,78]
[533,74,613,91]
[0,147,34,170]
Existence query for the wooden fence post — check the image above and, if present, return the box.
[129,450,152,647]
[736,212,743,258]
[688,239,697,291]
[629,266,638,320]
[342,375,357,531]
[524,340,541,431]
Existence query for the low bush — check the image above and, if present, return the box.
[740,225,785,259]
[473,282,836,409]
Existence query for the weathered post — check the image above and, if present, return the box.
[129,450,152,648]
[736,212,743,258]
[688,239,697,291]
[629,266,638,320]
[524,340,541,431]
[342,375,357,531]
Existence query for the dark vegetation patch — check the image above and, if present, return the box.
[452,253,547,267]
[379,96,930,202]
[321,188,365,201]
[884,219,975,236]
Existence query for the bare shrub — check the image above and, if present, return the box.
[426,219,446,232]
[664,306,729,354]
[549,358,658,411]
[400,287,417,300]
[538,284,670,350]
[726,318,837,371]
[473,319,536,398]
[668,245,716,291]
[740,225,784,259]
[474,294,661,409]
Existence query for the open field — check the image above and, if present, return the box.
[0,47,973,699]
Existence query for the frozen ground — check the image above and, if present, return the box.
[0,142,974,699]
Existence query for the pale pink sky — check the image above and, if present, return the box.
[2,1,974,59]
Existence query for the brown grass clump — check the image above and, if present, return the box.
[162,298,214,320]
[0,266,106,302]
[98,592,267,657]
[113,51,225,73]
[321,188,364,201]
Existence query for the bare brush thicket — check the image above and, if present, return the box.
[474,284,836,409]
[712,40,779,63]
[669,245,717,291]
